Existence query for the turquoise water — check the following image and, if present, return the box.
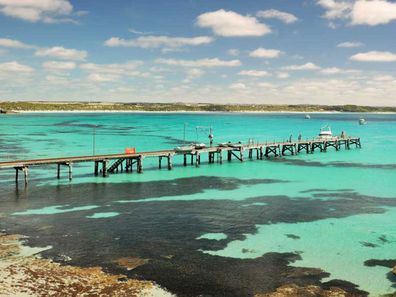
[0,112,395,296]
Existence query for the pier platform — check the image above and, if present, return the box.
[0,136,361,185]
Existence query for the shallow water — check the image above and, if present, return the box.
[0,112,395,296]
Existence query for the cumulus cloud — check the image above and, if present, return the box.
[238,70,270,77]
[277,72,290,79]
[283,62,321,71]
[42,61,76,72]
[256,9,298,24]
[80,61,142,75]
[317,0,352,20]
[155,58,241,68]
[0,0,76,23]
[320,67,360,74]
[196,9,271,37]
[249,48,282,58]
[351,0,396,25]
[229,82,246,89]
[87,73,120,82]
[337,41,364,48]
[104,36,214,52]
[0,38,34,49]
[183,68,205,83]
[35,46,87,60]
[0,61,34,74]
[350,51,396,62]
[317,0,396,26]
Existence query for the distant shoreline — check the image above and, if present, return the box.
[2,102,396,114]
[12,110,396,114]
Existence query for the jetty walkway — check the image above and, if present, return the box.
[0,136,361,185]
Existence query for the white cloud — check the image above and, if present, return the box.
[317,0,352,20]
[35,46,87,60]
[238,70,270,77]
[229,82,246,89]
[317,0,396,26]
[128,28,151,35]
[337,41,364,48]
[42,61,76,72]
[80,61,144,78]
[104,36,214,52]
[155,58,241,68]
[351,0,396,25]
[249,48,282,58]
[350,51,396,62]
[0,0,75,23]
[256,9,298,24]
[0,61,34,73]
[320,67,360,74]
[87,73,119,82]
[277,72,290,79]
[228,49,240,56]
[0,38,34,49]
[183,68,205,83]
[196,9,271,37]
[283,62,321,71]
[373,75,394,81]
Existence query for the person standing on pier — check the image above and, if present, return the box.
[298,133,302,142]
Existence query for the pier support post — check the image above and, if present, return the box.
[159,157,162,169]
[240,149,244,162]
[167,155,173,170]
[67,163,73,181]
[260,147,263,160]
[196,152,200,167]
[191,154,194,165]
[227,150,232,161]
[137,156,143,174]
[94,161,99,176]
[183,154,187,166]
[219,150,223,164]
[15,167,28,185]
[57,164,61,179]
[102,160,108,177]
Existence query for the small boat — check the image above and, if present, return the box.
[305,114,311,119]
[228,142,243,148]
[174,145,194,153]
[359,118,367,125]
[192,143,206,149]
[218,142,230,147]
[318,125,333,139]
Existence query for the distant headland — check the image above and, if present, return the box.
[1,101,396,113]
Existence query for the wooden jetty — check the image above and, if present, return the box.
[0,136,361,185]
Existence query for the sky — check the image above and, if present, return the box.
[0,0,396,106]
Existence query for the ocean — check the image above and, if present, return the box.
[0,112,395,296]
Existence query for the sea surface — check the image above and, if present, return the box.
[0,112,395,296]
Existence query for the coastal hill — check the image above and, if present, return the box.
[0,101,395,113]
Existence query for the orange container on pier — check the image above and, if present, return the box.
[124,147,136,154]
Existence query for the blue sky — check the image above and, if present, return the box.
[0,0,396,105]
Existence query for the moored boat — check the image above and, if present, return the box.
[318,125,333,139]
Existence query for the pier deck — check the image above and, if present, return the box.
[0,136,361,185]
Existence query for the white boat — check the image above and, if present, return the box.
[192,143,206,149]
[318,125,333,139]
[359,118,367,125]
[305,114,311,119]
[174,145,194,153]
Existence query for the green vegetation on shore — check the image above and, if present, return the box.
[1,101,395,113]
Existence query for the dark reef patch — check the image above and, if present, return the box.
[360,241,378,248]
[1,177,394,296]
[270,158,396,170]
[285,234,300,240]
[364,259,396,268]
